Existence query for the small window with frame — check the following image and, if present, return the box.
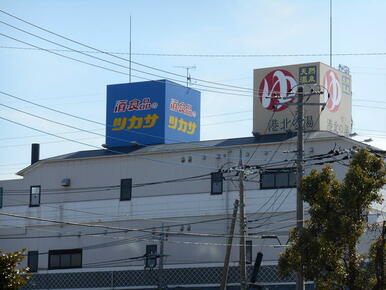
[120,178,132,201]
[145,244,157,269]
[48,249,82,269]
[30,185,41,207]
[0,187,3,208]
[260,169,296,189]
[28,251,39,272]
[211,172,223,195]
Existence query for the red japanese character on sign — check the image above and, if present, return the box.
[170,99,179,111]
[323,70,342,112]
[185,104,193,117]
[114,100,128,113]
[124,98,158,111]
[259,69,297,112]
[178,102,186,113]
[169,98,196,117]
[138,98,151,110]
[128,99,141,111]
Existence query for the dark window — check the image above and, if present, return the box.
[48,249,82,269]
[27,251,38,272]
[29,186,41,207]
[0,187,3,208]
[120,179,132,201]
[211,172,223,195]
[145,244,157,269]
[260,169,296,189]
[246,240,252,264]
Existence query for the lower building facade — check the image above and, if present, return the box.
[0,132,383,289]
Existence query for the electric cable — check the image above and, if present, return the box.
[0,33,254,98]
[0,212,235,240]
[0,115,227,171]
[0,20,255,95]
[0,9,260,93]
[3,45,386,58]
[0,90,280,154]
[0,211,287,244]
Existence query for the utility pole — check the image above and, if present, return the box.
[296,86,305,290]
[239,149,247,290]
[158,224,165,290]
[220,153,261,289]
[269,85,323,290]
[220,199,239,290]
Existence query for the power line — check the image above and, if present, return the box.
[0,32,253,98]
[2,45,386,58]
[0,9,334,96]
[0,20,255,95]
[0,115,227,171]
[3,173,210,195]
[0,10,260,95]
[0,210,281,241]
[0,214,233,240]
[0,9,260,93]
[0,90,287,158]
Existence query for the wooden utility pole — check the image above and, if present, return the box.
[220,151,261,289]
[239,149,247,290]
[296,86,305,290]
[158,224,165,290]
[220,199,239,290]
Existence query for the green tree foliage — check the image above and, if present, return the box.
[278,149,386,289]
[0,249,30,289]
[367,222,386,290]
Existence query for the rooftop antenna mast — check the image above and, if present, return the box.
[129,15,132,82]
[175,65,196,87]
[330,0,333,67]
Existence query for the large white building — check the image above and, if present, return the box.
[1,63,384,289]
[0,131,383,289]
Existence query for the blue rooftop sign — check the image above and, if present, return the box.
[105,80,200,147]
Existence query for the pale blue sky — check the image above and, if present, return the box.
[1,0,385,179]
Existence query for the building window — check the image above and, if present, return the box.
[28,251,39,272]
[260,169,296,189]
[211,172,223,195]
[0,187,3,208]
[145,244,157,269]
[48,249,82,270]
[246,240,252,264]
[120,178,132,201]
[29,186,41,207]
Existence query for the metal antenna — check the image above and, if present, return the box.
[129,15,132,82]
[174,66,196,87]
[330,0,333,67]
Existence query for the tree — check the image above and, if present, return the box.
[278,149,386,289]
[0,249,31,289]
[367,221,386,290]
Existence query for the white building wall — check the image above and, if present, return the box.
[0,133,382,275]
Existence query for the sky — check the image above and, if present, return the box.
[0,0,385,180]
